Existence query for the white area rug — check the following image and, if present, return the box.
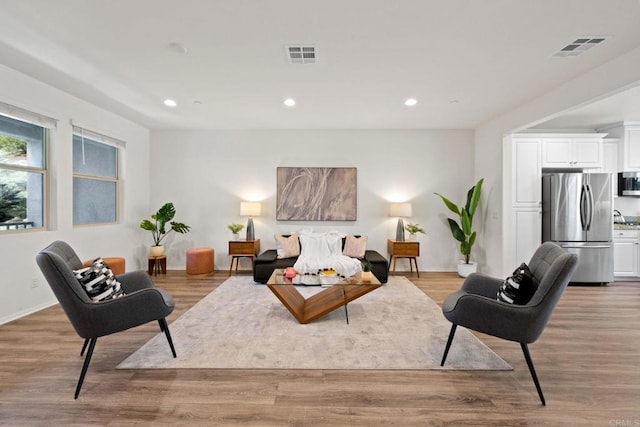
[118,276,511,370]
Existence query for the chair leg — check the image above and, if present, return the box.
[441,324,457,366]
[521,343,546,406]
[80,338,89,356]
[75,338,97,399]
[158,318,177,358]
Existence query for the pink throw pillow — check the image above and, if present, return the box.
[343,235,367,258]
[275,233,300,259]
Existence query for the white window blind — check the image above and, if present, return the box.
[72,124,126,149]
[0,101,58,129]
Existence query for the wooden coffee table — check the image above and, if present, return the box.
[266,269,381,324]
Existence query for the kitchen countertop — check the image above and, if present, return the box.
[614,224,640,230]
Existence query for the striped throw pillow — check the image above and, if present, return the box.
[73,257,126,302]
[497,262,537,305]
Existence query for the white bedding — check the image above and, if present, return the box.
[293,231,362,278]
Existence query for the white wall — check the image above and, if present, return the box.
[149,129,475,271]
[476,46,640,277]
[0,65,151,324]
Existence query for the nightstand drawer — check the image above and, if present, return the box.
[388,240,420,257]
[229,240,260,255]
[393,244,419,256]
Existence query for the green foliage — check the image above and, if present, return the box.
[0,183,25,222]
[361,260,372,272]
[140,202,191,246]
[404,223,425,235]
[227,223,244,234]
[434,178,484,264]
[0,135,27,163]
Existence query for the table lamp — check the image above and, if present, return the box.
[240,201,261,240]
[389,202,412,241]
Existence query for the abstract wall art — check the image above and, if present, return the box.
[276,167,357,221]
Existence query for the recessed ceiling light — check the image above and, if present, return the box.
[163,99,177,107]
[404,98,418,107]
[284,98,296,107]
[450,99,460,104]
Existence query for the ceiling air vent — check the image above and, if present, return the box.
[286,45,317,64]
[553,37,608,57]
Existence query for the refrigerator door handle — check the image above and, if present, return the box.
[560,244,612,249]
[586,184,594,231]
[580,184,588,231]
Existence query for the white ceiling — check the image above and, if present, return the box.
[2,0,640,131]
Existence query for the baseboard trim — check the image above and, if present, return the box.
[0,300,58,325]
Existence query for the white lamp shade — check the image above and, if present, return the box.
[389,202,412,217]
[240,201,261,217]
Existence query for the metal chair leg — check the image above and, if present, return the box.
[80,338,89,356]
[441,324,457,366]
[158,318,177,358]
[521,343,546,405]
[75,338,96,399]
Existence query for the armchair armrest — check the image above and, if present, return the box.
[117,270,155,293]
[461,273,503,298]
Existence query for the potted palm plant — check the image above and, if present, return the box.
[140,202,191,256]
[434,178,483,277]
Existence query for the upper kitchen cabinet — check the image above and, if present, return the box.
[540,134,606,168]
[598,122,640,171]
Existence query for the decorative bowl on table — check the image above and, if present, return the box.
[319,268,339,285]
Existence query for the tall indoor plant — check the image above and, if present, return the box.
[140,202,191,256]
[435,178,483,277]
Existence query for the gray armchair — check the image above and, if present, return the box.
[440,242,578,405]
[36,241,176,399]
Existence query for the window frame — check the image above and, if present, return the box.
[0,113,48,233]
[72,130,121,227]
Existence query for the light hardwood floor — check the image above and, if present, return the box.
[1,271,639,426]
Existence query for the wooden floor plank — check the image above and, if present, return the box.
[0,271,639,425]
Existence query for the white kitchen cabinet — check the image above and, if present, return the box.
[541,135,605,168]
[510,137,542,265]
[599,122,640,171]
[613,229,639,277]
[512,137,541,206]
[513,208,541,264]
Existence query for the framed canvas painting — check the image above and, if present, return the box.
[276,167,357,221]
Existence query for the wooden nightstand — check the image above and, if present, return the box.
[387,239,420,277]
[228,239,260,276]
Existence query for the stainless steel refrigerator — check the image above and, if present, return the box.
[542,173,613,284]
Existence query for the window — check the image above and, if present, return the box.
[72,127,122,225]
[0,113,47,231]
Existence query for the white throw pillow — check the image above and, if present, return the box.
[299,232,344,259]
